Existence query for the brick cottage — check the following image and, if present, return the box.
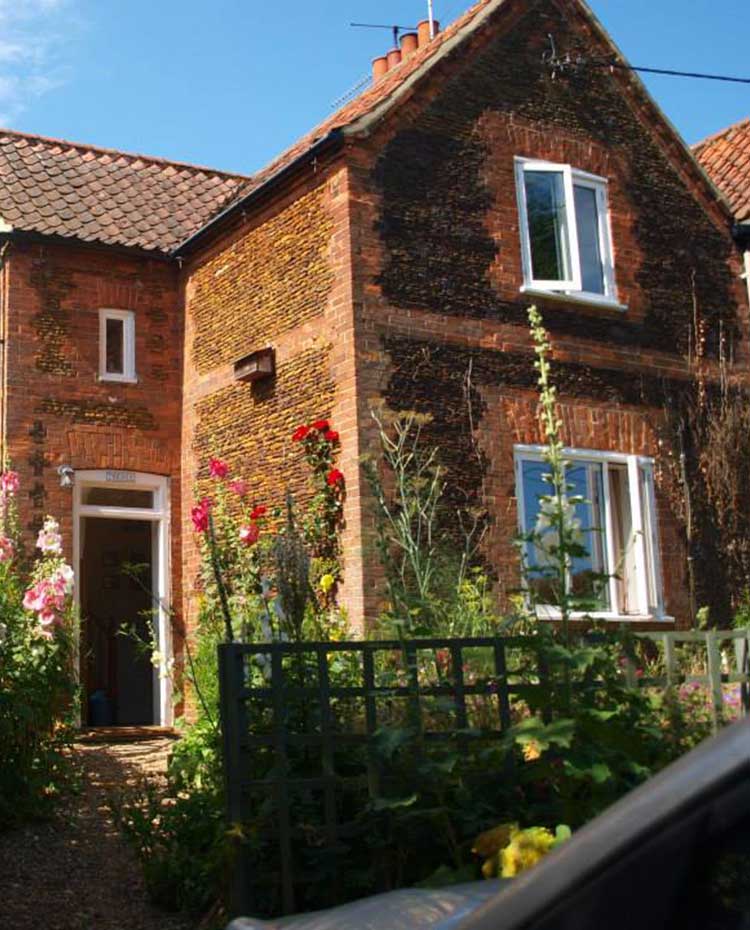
[0,0,747,725]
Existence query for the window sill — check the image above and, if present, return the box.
[520,286,628,313]
[98,375,139,385]
[536,608,674,624]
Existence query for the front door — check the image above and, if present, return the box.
[74,471,171,726]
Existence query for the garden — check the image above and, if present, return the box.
[1,308,748,929]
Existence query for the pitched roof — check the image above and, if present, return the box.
[0,128,248,253]
[693,118,750,222]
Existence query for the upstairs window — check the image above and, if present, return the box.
[99,309,136,382]
[515,158,617,304]
[514,447,665,620]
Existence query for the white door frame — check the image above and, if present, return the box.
[73,469,172,726]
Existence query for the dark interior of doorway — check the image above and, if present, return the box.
[80,518,155,726]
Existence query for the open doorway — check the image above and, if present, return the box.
[80,518,154,725]
[74,471,171,727]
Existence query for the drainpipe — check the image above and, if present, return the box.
[0,237,11,471]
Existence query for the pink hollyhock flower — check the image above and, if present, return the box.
[191,498,212,534]
[250,505,267,520]
[229,480,249,498]
[23,583,45,613]
[0,471,19,496]
[239,523,260,546]
[209,458,229,479]
[36,516,62,555]
[0,535,13,563]
[326,468,345,487]
[292,425,310,442]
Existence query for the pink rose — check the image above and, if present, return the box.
[229,480,249,498]
[191,498,212,534]
[209,458,229,480]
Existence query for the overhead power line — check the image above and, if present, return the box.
[544,36,750,85]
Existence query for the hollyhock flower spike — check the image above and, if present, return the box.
[191,498,212,534]
[209,458,229,480]
[0,470,20,497]
[0,535,13,563]
[37,516,63,555]
[324,430,339,443]
[292,425,310,442]
[326,468,345,488]
[239,523,260,546]
[250,505,267,521]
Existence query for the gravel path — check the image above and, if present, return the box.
[0,737,196,930]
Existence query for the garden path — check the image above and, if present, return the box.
[0,734,195,930]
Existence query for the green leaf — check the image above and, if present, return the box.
[512,716,576,750]
[370,793,418,812]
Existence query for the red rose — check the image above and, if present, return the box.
[239,523,260,546]
[292,425,310,442]
[250,504,267,520]
[311,419,330,432]
[191,498,212,534]
[326,468,344,487]
[324,429,339,443]
[209,458,229,479]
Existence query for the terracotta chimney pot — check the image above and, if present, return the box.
[400,32,419,58]
[386,48,402,70]
[417,19,440,47]
[372,55,389,82]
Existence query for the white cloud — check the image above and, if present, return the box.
[0,0,77,125]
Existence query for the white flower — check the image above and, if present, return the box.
[36,516,62,555]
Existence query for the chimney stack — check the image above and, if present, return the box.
[417,19,440,47]
[386,47,402,70]
[400,32,419,58]
[372,55,388,82]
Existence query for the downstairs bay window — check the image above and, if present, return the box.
[514,446,665,620]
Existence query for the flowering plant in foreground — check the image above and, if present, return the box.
[0,471,77,827]
[191,418,345,645]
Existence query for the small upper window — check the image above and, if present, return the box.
[99,309,136,382]
[515,158,617,303]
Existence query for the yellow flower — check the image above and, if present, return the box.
[226,822,246,842]
[522,739,542,762]
[500,826,557,878]
[319,573,336,594]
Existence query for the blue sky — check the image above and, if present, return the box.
[1,0,747,176]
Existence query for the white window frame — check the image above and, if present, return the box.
[514,445,668,622]
[515,158,618,307]
[99,309,136,383]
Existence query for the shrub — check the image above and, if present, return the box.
[0,474,77,828]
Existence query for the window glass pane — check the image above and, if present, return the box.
[608,465,638,614]
[639,466,658,611]
[520,459,609,609]
[105,318,124,374]
[574,184,605,294]
[82,487,154,508]
[524,171,572,282]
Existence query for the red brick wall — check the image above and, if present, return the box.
[180,162,366,635]
[343,0,749,627]
[2,238,185,671]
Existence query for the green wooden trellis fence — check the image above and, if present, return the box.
[218,630,750,919]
